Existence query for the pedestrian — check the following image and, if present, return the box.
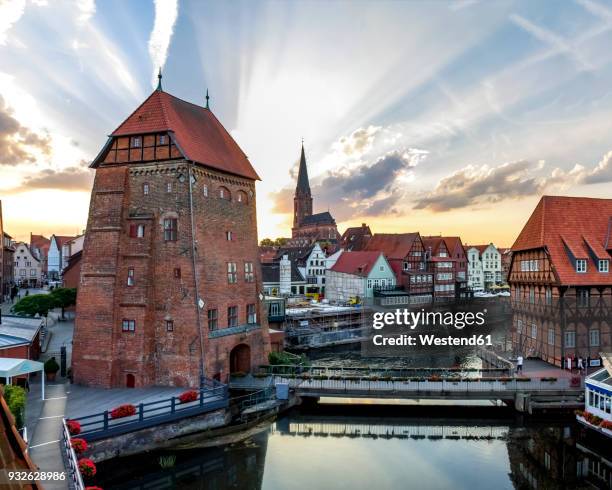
[516,354,523,375]
[566,355,572,371]
[578,356,584,373]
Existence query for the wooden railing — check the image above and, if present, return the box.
[68,380,229,442]
[61,418,85,490]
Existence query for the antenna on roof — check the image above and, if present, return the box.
[156,68,163,91]
[205,89,210,109]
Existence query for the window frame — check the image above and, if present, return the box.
[163,218,178,242]
[228,306,238,328]
[122,319,136,332]
[207,308,218,331]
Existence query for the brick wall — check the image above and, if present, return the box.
[73,159,270,388]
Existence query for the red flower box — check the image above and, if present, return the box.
[66,420,81,435]
[600,420,612,430]
[71,438,88,454]
[85,487,103,490]
[78,458,97,478]
[109,404,137,419]
[178,390,198,403]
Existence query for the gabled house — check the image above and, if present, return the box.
[29,234,50,279]
[509,196,612,366]
[47,234,77,281]
[325,251,395,303]
[423,236,456,300]
[13,242,42,288]
[364,233,433,303]
[261,256,306,296]
[340,223,372,251]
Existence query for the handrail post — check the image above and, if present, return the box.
[171,397,176,414]
[103,411,109,431]
[139,403,144,422]
[200,389,205,406]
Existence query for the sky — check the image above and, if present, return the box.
[1,0,612,246]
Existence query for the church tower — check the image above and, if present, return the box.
[293,143,313,230]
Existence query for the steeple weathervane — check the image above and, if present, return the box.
[156,68,163,91]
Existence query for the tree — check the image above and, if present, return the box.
[50,288,77,320]
[12,294,55,318]
[260,238,274,246]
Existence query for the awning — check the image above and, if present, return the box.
[0,358,46,399]
[0,358,44,378]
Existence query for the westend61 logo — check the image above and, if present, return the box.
[367,308,492,350]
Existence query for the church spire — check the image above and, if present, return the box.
[156,68,163,91]
[205,88,210,109]
[296,140,311,196]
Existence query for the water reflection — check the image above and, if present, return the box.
[96,407,611,490]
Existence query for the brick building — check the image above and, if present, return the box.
[290,144,339,244]
[0,201,15,301]
[72,78,270,388]
[509,196,611,366]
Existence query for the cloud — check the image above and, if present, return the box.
[8,163,93,193]
[271,149,426,220]
[414,160,551,212]
[0,95,52,165]
[332,125,381,158]
[581,150,612,184]
[148,0,179,88]
[412,150,612,213]
[0,0,25,45]
[75,0,95,25]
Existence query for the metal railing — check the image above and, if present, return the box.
[256,364,511,378]
[68,380,229,441]
[61,417,85,490]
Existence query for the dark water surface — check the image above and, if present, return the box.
[96,404,611,490]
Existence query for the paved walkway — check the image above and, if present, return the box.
[65,385,191,419]
[26,380,69,490]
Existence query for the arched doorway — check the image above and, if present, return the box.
[126,373,135,388]
[229,344,251,374]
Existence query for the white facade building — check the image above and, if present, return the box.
[581,366,611,437]
[467,243,502,291]
[466,247,484,292]
[13,242,42,287]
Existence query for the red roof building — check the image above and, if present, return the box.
[326,251,395,303]
[95,88,260,180]
[423,236,469,299]
[72,80,270,388]
[364,233,433,302]
[340,223,372,251]
[508,196,612,366]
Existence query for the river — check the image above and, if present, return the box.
[96,403,611,489]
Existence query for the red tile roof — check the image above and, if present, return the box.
[422,236,446,255]
[53,235,77,248]
[331,251,383,277]
[106,89,259,180]
[340,224,372,251]
[364,233,420,260]
[512,196,612,285]
[30,234,50,256]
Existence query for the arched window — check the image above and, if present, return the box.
[236,190,248,204]
[218,186,231,200]
[143,183,149,195]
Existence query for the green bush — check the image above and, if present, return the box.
[3,385,26,429]
[44,358,60,374]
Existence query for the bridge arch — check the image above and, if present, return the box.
[229,343,251,374]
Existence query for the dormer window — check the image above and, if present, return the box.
[599,259,609,273]
[576,259,587,273]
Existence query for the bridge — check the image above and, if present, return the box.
[273,417,509,440]
[230,365,583,413]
